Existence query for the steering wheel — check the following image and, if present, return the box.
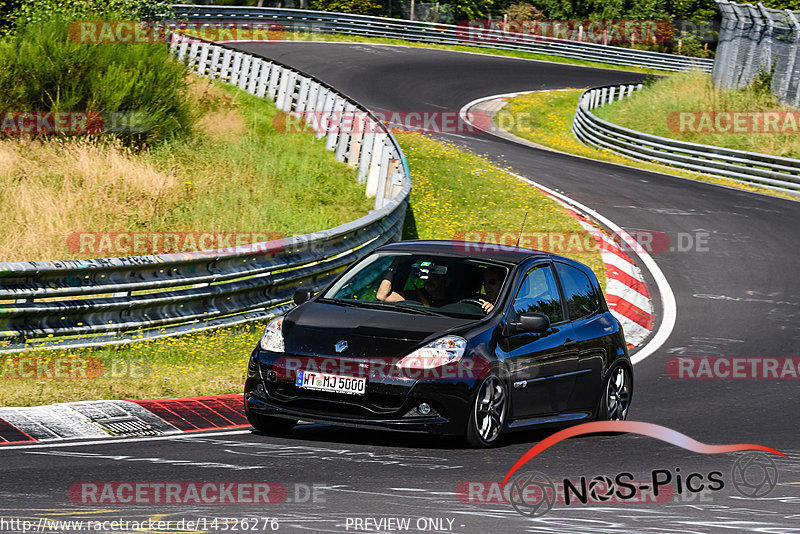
[458,298,485,307]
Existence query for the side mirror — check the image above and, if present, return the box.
[293,288,313,305]
[511,312,550,334]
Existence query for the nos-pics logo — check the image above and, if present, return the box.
[500,422,783,518]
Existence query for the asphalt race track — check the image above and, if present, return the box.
[2,43,799,533]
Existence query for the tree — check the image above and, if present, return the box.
[308,0,384,14]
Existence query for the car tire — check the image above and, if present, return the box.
[466,374,508,448]
[597,364,633,421]
[246,409,297,435]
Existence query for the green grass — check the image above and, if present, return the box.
[5,132,604,407]
[0,324,260,407]
[594,71,800,159]
[496,87,796,200]
[145,80,374,238]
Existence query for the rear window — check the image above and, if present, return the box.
[555,262,599,320]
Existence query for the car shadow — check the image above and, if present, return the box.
[250,422,606,450]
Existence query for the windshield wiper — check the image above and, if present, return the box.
[325,298,445,317]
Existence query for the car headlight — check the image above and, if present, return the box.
[395,336,467,369]
[260,316,285,352]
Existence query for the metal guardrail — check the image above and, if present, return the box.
[572,84,800,194]
[0,35,411,353]
[171,5,714,73]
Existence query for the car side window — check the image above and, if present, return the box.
[511,264,564,324]
[555,262,599,320]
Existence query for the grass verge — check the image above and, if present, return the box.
[593,71,800,159]
[4,133,604,407]
[1,74,372,261]
[495,87,796,200]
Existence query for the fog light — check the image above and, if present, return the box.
[418,403,431,415]
[256,382,266,395]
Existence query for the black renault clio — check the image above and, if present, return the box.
[245,240,632,447]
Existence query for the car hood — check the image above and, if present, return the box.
[283,301,475,358]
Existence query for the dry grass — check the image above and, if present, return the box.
[0,138,179,261]
[0,74,372,262]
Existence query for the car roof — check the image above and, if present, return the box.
[376,240,552,265]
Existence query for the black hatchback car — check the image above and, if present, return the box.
[245,240,632,447]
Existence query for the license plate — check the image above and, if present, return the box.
[295,369,366,395]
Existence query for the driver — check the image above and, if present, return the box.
[476,266,505,314]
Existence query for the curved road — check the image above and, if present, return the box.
[2,43,799,533]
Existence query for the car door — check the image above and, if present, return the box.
[553,261,608,413]
[498,262,580,420]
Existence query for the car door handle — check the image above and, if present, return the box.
[563,339,577,348]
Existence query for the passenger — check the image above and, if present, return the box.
[377,261,451,307]
[376,259,405,302]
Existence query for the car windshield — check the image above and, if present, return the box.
[321,253,511,318]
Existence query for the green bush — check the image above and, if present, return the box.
[6,0,174,31]
[0,17,194,146]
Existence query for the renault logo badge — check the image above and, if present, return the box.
[335,340,348,353]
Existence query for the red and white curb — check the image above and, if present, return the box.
[459,92,668,350]
[543,193,654,347]
[0,394,248,445]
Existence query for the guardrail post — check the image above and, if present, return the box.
[334,103,355,162]
[295,76,311,113]
[267,65,282,100]
[197,42,210,76]
[238,55,252,90]
[187,41,200,68]
[275,69,290,109]
[256,62,271,97]
[373,145,394,210]
[306,81,320,117]
[230,52,243,86]
[365,133,387,197]
[284,71,300,112]
[318,90,335,140]
[348,111,365,168]
[220,48,233,82]
[209,45,222,79]
[177,38,189,62]
[326,97,344,151]
[247,58,262,95]
[357,126,375,183]
[169,33,181,56]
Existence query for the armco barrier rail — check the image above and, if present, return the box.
[0,35,411,353]
[572,84,800,194]
[171,5,714,73]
